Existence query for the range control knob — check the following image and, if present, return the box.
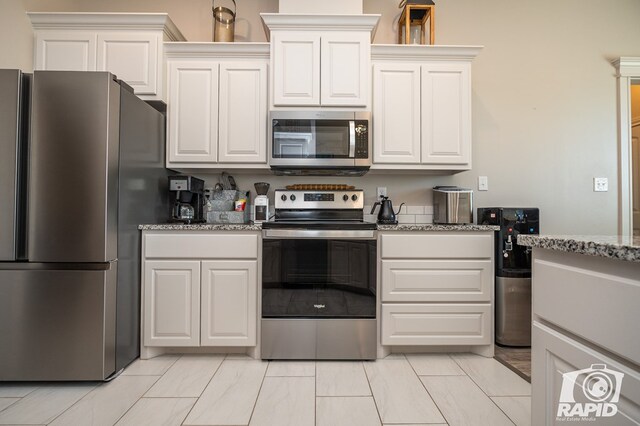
[351,194,358,201]
[281,194,287,201]
[290,194,296,201]
[343,194,349,202]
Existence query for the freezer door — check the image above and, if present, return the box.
[0,263,117,381]
[28,71,120,263]
[0,70,28,261]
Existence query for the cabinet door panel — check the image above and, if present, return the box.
[201,260,257,346]
[97,32,158,95]
[35,31,97,71]
[272,33,320,106]
[421,63,471,165]
[321,33,369,106]
[144,261,200,347]
[381,259,492,302]
[167,61,219,163]
[373,64,421,164]
[218,62,268,163]
[381,303,491,346]
[532,322,640,425]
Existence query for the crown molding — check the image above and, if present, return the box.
[371,44,483,61]
[27,12,186,41]
[165,42,270,59]
[612,57,640,77]
[260,13,380,41]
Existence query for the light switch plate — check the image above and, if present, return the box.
[594,177,608,192]
[478,176,488,191]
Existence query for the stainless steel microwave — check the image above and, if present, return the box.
[269,111,371,175]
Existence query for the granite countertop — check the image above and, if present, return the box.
[140,223,499,232]
[138,223,262,231]
[517,234,640,263]
[377,224,500,232]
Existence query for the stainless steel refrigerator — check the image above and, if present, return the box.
[0,70,170,381]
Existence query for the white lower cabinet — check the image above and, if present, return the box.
[379,231,494,352]
[143,260,200,347]
[382,304,491,346]
[142,231,259,350]
[201,260,257,346]
[532,321,640,425]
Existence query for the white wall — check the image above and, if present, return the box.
[13,0,640,233]
[0,0,34,70]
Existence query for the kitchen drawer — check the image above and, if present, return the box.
[381,303,491,346]
[144,232,259,259]
[381,259,492,302]
[533,250,640,364]
[380,232,493,259]
[532,321,640,425]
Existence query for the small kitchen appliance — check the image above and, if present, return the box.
[261,189,377,360]
[477,207,539,347]
[370,195,405,224]
[169,175,206,223]
[433,186,473,224]
[269,110,371,176]
[253,182,270,223]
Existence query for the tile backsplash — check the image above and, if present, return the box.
[364,205,434,224]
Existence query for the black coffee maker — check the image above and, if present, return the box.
[169,175,206,223]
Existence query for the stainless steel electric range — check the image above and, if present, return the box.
[261,189,377,360]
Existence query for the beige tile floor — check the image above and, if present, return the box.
[0,353,531,426]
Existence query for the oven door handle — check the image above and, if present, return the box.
[263,229,376,240]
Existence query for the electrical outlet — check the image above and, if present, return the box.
[478,176,489,191]
[594,178,608,192]
[377,187,387,198]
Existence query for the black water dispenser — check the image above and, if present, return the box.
[477,207,539,347]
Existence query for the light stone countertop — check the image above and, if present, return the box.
[376,224,499,232]
[140,223,499,232]
[138,223,262,231]
[517,234,640,263]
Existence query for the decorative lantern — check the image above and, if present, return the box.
[398,0,435,45]
[213,0,236,42]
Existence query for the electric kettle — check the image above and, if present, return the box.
[370,195,405,225]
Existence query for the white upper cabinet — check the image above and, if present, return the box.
[218,62,268,163]
[371,45,482,171]
[320,32,370,106]
[373,63,421,164]
[97,32,159,96]
[167,61,219,163]
[29,13,185,100]
[164,43,270,169]
[272,32,320,106]
[262,14,379,108]
[421,62,471,165]
[35,31,96,71]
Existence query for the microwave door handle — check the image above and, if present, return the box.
[349,120,356,158]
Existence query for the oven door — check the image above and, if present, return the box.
[262,229,376,319]
[270,111,370,167]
